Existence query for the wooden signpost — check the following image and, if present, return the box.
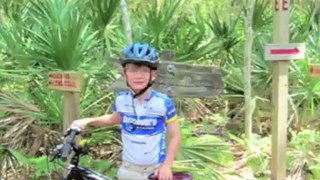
[109,50,224,98]
[48,71,84,131]
[265,0,306,179]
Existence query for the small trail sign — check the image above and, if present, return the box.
[309,64,320,78]
[265,43,305,61]
[48,71,83,92]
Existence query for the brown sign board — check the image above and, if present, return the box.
[309,64,320,78]
[48,71,83,92]
[108,61,224,98]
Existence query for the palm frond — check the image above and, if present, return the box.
[1,0,99,70]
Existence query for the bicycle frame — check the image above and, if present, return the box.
[65,164,112,180]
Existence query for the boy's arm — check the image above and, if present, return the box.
[163,120,181,168]
[71,112,121,129]
[87,112,121,126]
[72,96,121,129]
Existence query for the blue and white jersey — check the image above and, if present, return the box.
[112,89,178,165]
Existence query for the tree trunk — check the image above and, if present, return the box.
[120,0,132,44]
[156,0,161,15]
[244,0,255,143]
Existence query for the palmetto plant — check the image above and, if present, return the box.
[0,0,28,23]
[167,14,220,62]
[249,0,273,33]
[1,0,98,71]
[83,0,120,35]
[0,91,62,178]
[0,145,28,179]
[291,0,320,41]
[206,9,242,66]
[176,121,233,180]
[287,129,320,179]
[26,0,98,70]
[138,0,185,46]
[289,51,320,127]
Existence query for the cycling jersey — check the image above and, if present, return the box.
[112,89,178,165]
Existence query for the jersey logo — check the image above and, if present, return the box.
[123,116,157,126]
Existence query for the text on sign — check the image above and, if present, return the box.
[275,0,288,11]
[48,72,83,92]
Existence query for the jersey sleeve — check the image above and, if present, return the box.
[112,93,118,112]
[112,102,117,112]
[164,98,178,123]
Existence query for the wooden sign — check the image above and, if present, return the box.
[265,43,306,61]
[108,61,224,98]
[48,71,83,92]
[309,64,320,78]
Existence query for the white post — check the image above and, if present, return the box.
[271,0,289,179]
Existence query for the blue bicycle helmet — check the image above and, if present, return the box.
[120,42,159,69]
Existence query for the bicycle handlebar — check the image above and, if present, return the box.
[60,127,81,162]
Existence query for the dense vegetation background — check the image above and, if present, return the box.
[0,0,319,179]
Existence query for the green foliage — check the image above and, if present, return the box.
[287,129,320,179]
[245,135,270,175]
[308,156,320,180]
[139,0,185,46]
[177,120,233,179]
[248,0,273,33]
[28,74,63,125]
[290,61,320,119]
[0,145,63,179]
[0,0,99,70]
[228,133,271,177]
[207,10,241,53]
[83,0,120,34]
[80,126,121,145]
[80,155,113,175]
[0,0,28,22]
[9,148,30,166]
[26,0,98,70]
[13,150,63,179]
[0,145,26,179]
[171,14,218,62]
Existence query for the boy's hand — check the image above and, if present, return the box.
[70,119,90,131]
[156,164,172,180]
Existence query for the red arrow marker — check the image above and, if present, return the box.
[270,47,300,55]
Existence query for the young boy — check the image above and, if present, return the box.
[71,42,181,180]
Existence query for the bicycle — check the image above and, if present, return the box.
[50,127,193,180]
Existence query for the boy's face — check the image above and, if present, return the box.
[124,63,157,91]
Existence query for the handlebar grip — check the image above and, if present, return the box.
[60,128,80,162]
[60,143,72,162]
